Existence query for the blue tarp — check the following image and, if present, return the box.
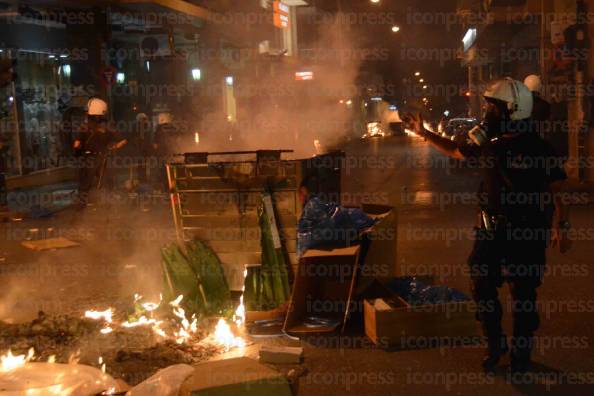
[385,277,471,305]
[297,197,377,257]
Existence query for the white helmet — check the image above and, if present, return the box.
[157,112,172,125]
[483,78,533,121]
[524,74,542,94]
[136,113,149,123]
[87,98,108,116]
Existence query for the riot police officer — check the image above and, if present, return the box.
[73,98,127,207]
[405,78,572,373]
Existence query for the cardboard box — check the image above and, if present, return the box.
[282,204,397,335]
[364,294,480,348]
[360,204,398,279]
[179,357,292,396]
[283,245,361,335]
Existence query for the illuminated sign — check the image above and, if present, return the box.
[273,1,290,28]
[462,28,477,52]
[274,1,290,14]
[295,71,313,81]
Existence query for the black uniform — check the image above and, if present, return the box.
[458,130,566,361]
[152,122,179,190]
[76,121,124,201]
[531,93,551,138]
[121,119,151,183]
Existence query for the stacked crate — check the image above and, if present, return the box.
[166,151,300,291]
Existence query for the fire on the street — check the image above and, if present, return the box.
[213,318,246,351]
[233,268,248,328]
[83,309,113,323]
[82,292,247,351]
[0,348,34,372]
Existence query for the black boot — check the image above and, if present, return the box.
[482,335,509,372]
[510,336,533,373]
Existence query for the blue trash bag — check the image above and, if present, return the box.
[297,197,377,257]
[386,277,471,306]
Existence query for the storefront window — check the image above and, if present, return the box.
[0,52,20,177]
[16,53,67,173]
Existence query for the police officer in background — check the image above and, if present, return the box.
[73,98,127,207]
[128,112,152,185]
[152,112,178,191]
[405,78,572,373]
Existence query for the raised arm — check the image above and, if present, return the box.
[404,113,465,160]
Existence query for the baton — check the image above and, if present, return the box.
[96,152,109,189]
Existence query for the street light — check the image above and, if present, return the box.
[391,26,400,33]
[61,64,71,77]
[422,85,428,90]
[419,78,424,83]
[370,0,380,3]
[414,72,421,77]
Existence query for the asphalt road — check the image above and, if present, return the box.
[0,135,593,395]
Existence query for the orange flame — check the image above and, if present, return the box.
[1,348,34,372]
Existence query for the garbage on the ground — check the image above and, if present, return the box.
[259,345,303,364]
[247,318,285,338]
[296,197,377,257]
[302,317,341,329]
[179,357,292,396]
[161,240,232,317]
[244,194,291,312]
[364,277,480,348]
[384,277,470,306]
[21,237,79,251]
[0,362,119,395]
[126,364,195,396]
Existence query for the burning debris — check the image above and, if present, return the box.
[0,346,119,395]
[0,290,248,387]
[212,319,246,351]
[0,348,34,372]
